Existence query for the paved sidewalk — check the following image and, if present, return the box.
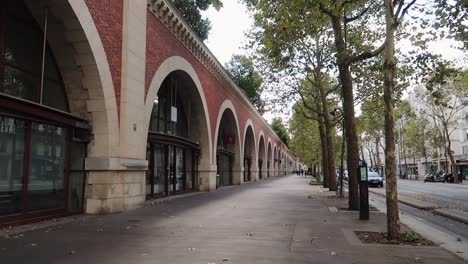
[0,175,465,264]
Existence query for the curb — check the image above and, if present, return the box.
[433,208,468,225]
[368,189,439,210]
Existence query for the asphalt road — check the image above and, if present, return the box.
[397,180,468,212]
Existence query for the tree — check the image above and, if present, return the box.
[395,100,415,178]
[418,68,468,177]
[289,110,322,172]
[403,115,430,175]
[271,117,290,147]
[359,98,385,175]
[382,0,419,240]
[225,55,265,114]
[170,0,223,41]
[423,0,468,49]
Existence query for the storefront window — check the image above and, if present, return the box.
[28,123,67,211]
[0,116,25,216]
[0,2,88,222]
[1,1,68,112]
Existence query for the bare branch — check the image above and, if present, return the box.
[345,6,370,23]
[349,42,386,64]
[397,0,417,20]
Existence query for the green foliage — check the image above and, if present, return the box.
[225,55,265,114]
[271,117,290,147]
[171,0,222,40]
[289,109,321,167]
[394,100,414,121]
[431,0,468,49]
[403,116,430,160]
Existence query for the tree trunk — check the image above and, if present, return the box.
[367,146,374,169]
[318,116,329,188]
[444,123,458,181]
[330,14,359,210]
[384,0,400,240]
[319,79,337,191]
[376,137,381,171]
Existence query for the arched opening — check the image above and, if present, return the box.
[243,125,255,182]
[146,70,209,197]
[267,141,272,178]
[273,146,277,176]
[0,0,114,223]
[258,135,265,179]
[216,107,241,187]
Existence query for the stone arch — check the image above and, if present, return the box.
[145,56,212,165]
[273,145,278,176]
[145,56,213,191]
[25,0,119,158]
[257,131,266,180]
[242,119,257,182]
[267,139,273,178]
[214,100,242,185]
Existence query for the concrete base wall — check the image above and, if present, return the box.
[85,170,146,214]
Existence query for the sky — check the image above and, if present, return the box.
[202,2,283,123]
[202,1,252,65]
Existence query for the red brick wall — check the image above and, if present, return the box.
[145,11,282,152]
[84,0,123,116]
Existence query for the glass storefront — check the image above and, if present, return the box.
[146,73,200,198]
[0,113,88,219]
[243,157,251,182]
[28,123,67,211]
[258,159,263,179]
[217,151,232,187]
[0,1,89,223]
[0,116,25,216]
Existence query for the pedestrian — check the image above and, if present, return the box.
[301,169,304,178]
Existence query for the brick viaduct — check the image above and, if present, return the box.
[0,0,298,221]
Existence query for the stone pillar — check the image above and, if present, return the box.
[84,0,149,214]
[199,164,217,191]
[84,157,147,214]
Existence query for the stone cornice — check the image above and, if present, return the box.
[147,0,287,150]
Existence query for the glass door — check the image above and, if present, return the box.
[28,123,67,211]
[154,144,166,195]
[0,116,25,216]
[175,147,184,192]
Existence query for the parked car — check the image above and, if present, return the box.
[367,172,384,187]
